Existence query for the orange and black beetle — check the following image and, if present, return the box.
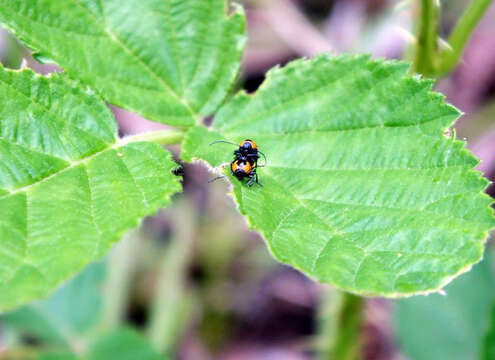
[231,158,259,186]
[210,139,266,187]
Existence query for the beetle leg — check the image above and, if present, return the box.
[255,172,262,187]
[246,172,255,187]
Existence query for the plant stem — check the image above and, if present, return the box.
[100,231,141,331]
[147,199,196,354]
[413,0,440,76]
[318,288,365,360]
[438,0,492,74]
[122,129,186,146]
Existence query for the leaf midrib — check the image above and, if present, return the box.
[264,168,485,227]
[0,142,120,198]
[263,163,470,172]
[0,73,114,160]
[222,113,453,138]
[70,0,199,120]
[257,171,473,293]
[216,61,410,131]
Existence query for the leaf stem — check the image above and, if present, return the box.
[318,288,365,360]
[147,199,196,354]
[121,129,186,146]
[100,231,141,331]
[413,0,440,76]
[438,0,492,74]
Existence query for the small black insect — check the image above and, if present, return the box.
[171,165,184,176]
[209,139,266,187]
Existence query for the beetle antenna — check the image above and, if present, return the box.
[257,151,267,167]
[208,175,227,184]
[209,140,237,147]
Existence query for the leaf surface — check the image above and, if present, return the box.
[394,257,495,360]
[37,351,79,360]
[87,327,162,360]
[0,67,181,311]
[0,0,245,126]
[182,54,495,296]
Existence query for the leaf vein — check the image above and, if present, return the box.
[0,143,121,199]
[71,0,198,120]
[299,197,484,228]
[218,62,409,132]
[266,163,469,172]
[83,164,103,257]
[116,153,150,208]
[0,74,111,159]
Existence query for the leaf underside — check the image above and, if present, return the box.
[2,262,105,345]
[0,0,246,126]
[395,258,495,360]
[182,54,495,297]
[0,67,181,311]
[1,263,163,359]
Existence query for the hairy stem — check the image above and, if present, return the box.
[413,0,440,76]
[438,0,492,74]
[147,199,196,354]
[318,288,365,360]
[122,129,185,146]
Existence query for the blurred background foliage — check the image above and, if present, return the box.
[0,0,495,359]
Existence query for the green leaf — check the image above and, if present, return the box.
[86,328,162,360]
[2,262,105,345]
[394,257,495,360]
[182,54,495,297]
[0,0,246,126]
[482,300,495,360]
[0,67,181,311]
[37,350,79,360]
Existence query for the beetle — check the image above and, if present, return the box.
[230,158,260,187]
[209,139,266,186]
[210,139,266,166]
[171,165,184,176]
[234,139,260,164]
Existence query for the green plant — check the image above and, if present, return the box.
[0,0,493,358]
[413,0,492,76]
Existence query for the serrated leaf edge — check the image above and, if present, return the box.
[0,145,181,312]
[0,0,248,128]
[184,54,495,297]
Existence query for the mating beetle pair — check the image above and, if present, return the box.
[210,139,266,187]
